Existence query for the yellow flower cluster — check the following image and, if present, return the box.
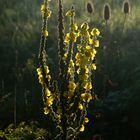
[41,1,52,18]
[73,22,100,115]
[79,117,89,132]
[67,81,77,99]
[37,65,53,115]
[37,66,51,85]
[66,9,75,17]
[64,23,79,44]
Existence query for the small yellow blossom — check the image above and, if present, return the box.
[89,38,93,44]
[72,23,78,31]
[46,96,54,106]
[38,75,44,84]
[69,59,74,67]
[91,28,100,36]
[85,45,91,50]
[81,22,89,30]
[84,67,89,74]
[78,103,84,110]
[45,66,50,74]
[85,49,95,60]
[45,88,51,97]
[41,4,45,13]
[68,90,74,99]
[64,33,70,44]
[46,75,51,81]
[44,30,48,37]
[82,74,89,81]
[83,82,92,90]
[70,32,78,42]
[63,52,68,60]
[79,124,85,132]
[66,10,75,17]
[44,107,50,115]
[92,63,96,70]
[37,67,42,75]
[81,92,92,102]
[68,81,76,91]
[94,40,99,47]
[46,9,52,18]
[84,117,89,123]
[76,68,81,74]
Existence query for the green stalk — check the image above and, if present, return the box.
[58,0,67,139]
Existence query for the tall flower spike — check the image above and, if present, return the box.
[38,0,50,87]
[58,0,68,140]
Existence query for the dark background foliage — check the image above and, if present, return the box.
[0,0,140,139]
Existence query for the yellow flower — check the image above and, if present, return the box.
[76,68,81,74]
[93,49,97,55]
[46,9,52,18]
[46,96,54,106]
[41,5,51,18]
[45,88,51,97]
[85,49,95,60]
[81,22,89,30]
[63,52,68,60]
[68,81,76,91]
[66,10,75,17]
[44,107,50,115]
[92,63,96,70]
[83,82,92,90]
[84,117,89,123]
[68,90,74,99]
[70,31,78,42]
[45,66,50,74]
[84,66,89,74]
[75,52,82,60]
[41,4,45,13]
[85,45,91,50]
[89,38,93,44]
[46,75,51,81]
[91,28,100,36]
[37,67,42,75]
[81,92,92,102]
[79,124,85,132]
[72,23,78,31]
[94,40,99,47]
[82,74,89,81]
[78,103,84,110]
[69,59,74,67]
[44,30,48,37]
[64,33,70,44]
[75,53,82,66]
[38,75,44,84]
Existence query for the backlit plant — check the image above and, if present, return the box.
[37,0,100,139]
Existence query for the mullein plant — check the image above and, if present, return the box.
[37,0,100,139]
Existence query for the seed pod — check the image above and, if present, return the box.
[123,0,130,14]
[103,4,111,21]
[86,2,94,14]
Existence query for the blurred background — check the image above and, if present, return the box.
[0,0,140,139]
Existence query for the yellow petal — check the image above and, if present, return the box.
[44,30,49,37]
[78,103,84,110]
[84,117,89,123]
[44,107,49,115]
[79,124,85,132]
